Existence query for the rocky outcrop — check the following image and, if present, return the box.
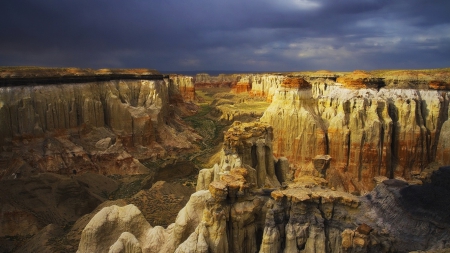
[248,74,285,101]
[197,121,281,190]
[0,69,201,178]
[429,80,450,90]
[375,69,450,89]
[77,204,153,253]
[77,163,450,253]
[77,189,211,253]
[191,69,450,194]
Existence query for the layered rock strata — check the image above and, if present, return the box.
[193,70,450,193]
[0,69,200,177]
[169,75,195,102]
[260,71,450,193]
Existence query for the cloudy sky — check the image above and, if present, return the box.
[1,0,449,72]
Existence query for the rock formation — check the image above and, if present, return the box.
[169,75,195,102]
[77,159,450,253]
[186,70,450,194]
[230,76,251,94]
[0,68,201,178]
[4,67,450,253]
[197,121,280,190]
[259,69,450,193]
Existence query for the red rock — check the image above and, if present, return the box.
[281,77,311,89]
[428,80,450,90]
[231,81,251,94]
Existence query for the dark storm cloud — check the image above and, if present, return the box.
[1,0,449,71]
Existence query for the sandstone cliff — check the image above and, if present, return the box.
[169,75,195,102]
[259,70,450,193]
[0,69,201,178]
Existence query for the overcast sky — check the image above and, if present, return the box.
[1,0,449,72]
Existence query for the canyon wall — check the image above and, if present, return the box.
[194,73,240,88]
[258,71,450,193]
[191,70,450,193]
[0,70,200,178]
[169,75,196,102]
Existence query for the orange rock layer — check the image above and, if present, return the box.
[231,82,251,94]
[337,70,384,89]
[281,77,311,89]
[429,80,450,90]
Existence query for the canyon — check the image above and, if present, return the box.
[1,67,450,252]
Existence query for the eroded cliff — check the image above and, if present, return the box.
[259,70,450,193]
[0,69,201,178]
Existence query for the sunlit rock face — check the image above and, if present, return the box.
[336,70,384,89]
[260,72,450,194]
[230,76,251,94]
[197,121,281,191]
[248,74,285,102]
[192,70,450,194]
[0,71,201,178]
[169,75,195,102]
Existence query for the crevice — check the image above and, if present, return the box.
[431,92,449,161]
[251,144,258,168]
[346,132,351,172]
[388,100,398,179]
[415,93,428,169]
[419,96,433,164]
[358,132,365,181]
[376,100,386,176]
[379,125,385,176]
[317,198,332,253]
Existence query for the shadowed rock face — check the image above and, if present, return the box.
[0,172,117,238]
